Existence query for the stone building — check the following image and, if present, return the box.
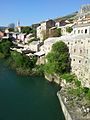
[40,18,90,87]
[37,19,55,41]
[38,4,90,87]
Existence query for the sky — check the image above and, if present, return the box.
[0,0,90,26]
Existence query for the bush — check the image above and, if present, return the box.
[45,41,71,74]
[33,64,44,75]
[66,27,73,33]
[0,39,13,58]
[10,51,37,70]
[61,73,75,83]
[86,89,90,100]
[75,80,81,87]
[83,87,89,93]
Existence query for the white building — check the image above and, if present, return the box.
[29,41,43,52]
[40,20,90,87]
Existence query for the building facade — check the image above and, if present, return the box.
[37,19,55,40]
[40,16,90,87]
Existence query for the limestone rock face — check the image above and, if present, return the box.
[80,4,90,14]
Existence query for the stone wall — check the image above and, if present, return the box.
[45,73,60,84]
[57,91,72,120]
[67,37,90,87]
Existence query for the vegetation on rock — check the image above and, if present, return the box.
[45,41,71,75]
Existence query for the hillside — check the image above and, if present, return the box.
[54,11,78,22]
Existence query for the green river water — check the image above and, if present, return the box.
[0,60,65,120]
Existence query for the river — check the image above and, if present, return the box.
[0,60,65,120]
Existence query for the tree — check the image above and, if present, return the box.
[45,41,71,75]
[10,51,37,69]
[66,27,73,33]
[0,39,13,57]
[8,28,15,32]
[21,26,33,34]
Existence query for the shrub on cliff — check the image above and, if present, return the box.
[10,51,37,70]
[44,41,71,75]
[0,39,13,58]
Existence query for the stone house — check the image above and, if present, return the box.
[55,20,70,28]
[29,41,43,52]
[37,19,55,41]
[55,20,73,35]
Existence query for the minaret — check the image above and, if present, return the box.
[17,20,20,27]
[16,20,21,32]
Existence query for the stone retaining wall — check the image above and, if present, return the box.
[57,91,72,120]
[45,73,60,84]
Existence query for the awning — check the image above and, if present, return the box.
[34,51,45,57]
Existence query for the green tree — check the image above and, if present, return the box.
[45,41,71,75]
[11,51,37,69]
[0,39,13,57]
[21,26,33,34]
[49,28,62,37]
[66,27,73,33]
[8,28,15,32]
[55,28,62,37]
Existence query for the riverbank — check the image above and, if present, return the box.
[57,88,90,120]
[45,73,90,120]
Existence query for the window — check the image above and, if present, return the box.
[73,59,75,61]
[81,42,83,44]
[85,29,87,34]
[81,30,83,33]
[74,49,76,53]
[79,60,81,63]
[85,60,87,63]
[88,40,90,43]
[78,30,80,34]
[68,42,69,45]
[80,50,82,54]
[87,49,88,54]
[75,41,77,44]
[74,30,76,34]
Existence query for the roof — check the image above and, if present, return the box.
[34,51,45,56]
[73,23,90,28]
[60,34,90,41]
[30,41,40,45]
[44,34,90,46]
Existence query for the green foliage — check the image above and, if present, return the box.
[34,64,44,75]
[0,39,13,58]
[61,73,75,83]
[11,51,24,67]
[83,87,89,94]
[10,51,37,70]
[45,41,71,74]
[21,26,33,34]
[86,89,90,100]
[66,27,73,33]
[68,87,84,97]
[74,80,81,87]
[8,28,14,32]
[50,28,62,37]
[0,52,5,58]
[61,73,81,86]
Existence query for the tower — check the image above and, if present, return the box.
[16,21,21,32]
[17,20,20,27]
